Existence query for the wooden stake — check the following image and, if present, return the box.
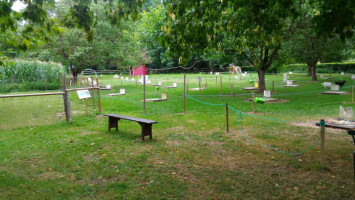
[226,103,229,132]
[216,76,218,86]
[252,94,255,114]
[61,74,71,122]
[199,80,201,95]
[220,76,222,96]
[352,85,354,103]
[184,74,186,114]
[91,76,95,108]
[143,75,146,113]
[272,80,275,92]
[96,78,102,113]
[320,119,325,161]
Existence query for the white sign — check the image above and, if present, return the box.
[120,89,125,94]
[283,73,287,77]
[121,77,123,80]
[340,106,354,120]
[77,90,91,99]
[215,72,220,76]
[210,72,213,75]
[331,85,339,91]
[289,72,293,74]
[113,75,119,78]
[173,83,177,87]
[158,81,162,85]
[320,74,324,78]
[352,75,355,80]
[131,78,135,81]
[264,90,271,98]
[341,72,344,75]
[106,85,111,89]
[198,77,201,82]
[287,80,293,85]
[125,77,129,80]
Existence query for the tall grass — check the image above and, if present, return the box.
[0,60,64,93]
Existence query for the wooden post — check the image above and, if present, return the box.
[205,78,207,86]
[184,74,186,114]
[352,85,354,103]
[226,103,229,132]
[61,74,71,122]
[229,72,231,84]
[252,94,255,114]
[199,80,201,95]
[96,78,101,113]
[320,119,325,161]
[216,75,217,86]
[143,75,146,113]
[272,80,275,92]
[220,76,222,96]
[91,76,95,108]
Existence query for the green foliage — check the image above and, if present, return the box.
[281,62,355,73]
[0,60,63,92]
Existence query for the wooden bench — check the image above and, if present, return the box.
[104,114,158,141]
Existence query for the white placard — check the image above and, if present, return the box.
[210,72,213,75]
[147,80,151,84]
[340,106,354,120]
[283,73,287,77]
[264,90,271,98]
[131,78,135,81]
[77,90,91,99]
[125,77,129,80]
[198,77,201,83]
[287,80,292,85]
[341,72,344,75]
[113,75,119,78]
[320,74,324,78]
[173,83,177,87]
[120,89,125,94]
[215,72,220,76]
[158,81,162,85]
[121,77,123,80]
[235,76,239,79]
[106,85,111,89]
[331,85,339,91]
[289,72,293,74]
[352,75,355,80]
[283,78,288,83]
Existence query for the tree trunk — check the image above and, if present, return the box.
[257,69,266,93]
[307,65,312,76]
[307,60,318,81]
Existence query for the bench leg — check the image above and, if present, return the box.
[138,123,153,141]
[108,117,120,132]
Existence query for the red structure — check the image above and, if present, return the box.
[132,65,147,76]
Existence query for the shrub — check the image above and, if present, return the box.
[279,63,355,73]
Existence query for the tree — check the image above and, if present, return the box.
[161,0,300,92]
[25,0,146,76]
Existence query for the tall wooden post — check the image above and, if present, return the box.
[352,85,354,103]
[91,76,95,108]
[143,75,146,113]
[184,74,186,114]
[226,103,229,132]
[252,94,255,114]
[61,74,71,122]
[96,78,102,113]
[220,76,222,96]
[320,119,326,161]
[272,80,275,92]
[216,75,218,86]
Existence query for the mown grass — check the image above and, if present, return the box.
[0,73,355,199]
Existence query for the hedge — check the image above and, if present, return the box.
[280,63,355,73]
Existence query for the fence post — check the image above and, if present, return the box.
[226,103,229,132]
[220,76,222,96]
[352,85,354,103]
[184,74,186,114]
[320,119,326,162]
[143,75,146,113]
[91,76,95,108]
[272,80,275,93]
[61,74,71,122]
[252,94,255,114]
[96,78,102,113]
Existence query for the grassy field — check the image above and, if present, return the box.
[0,73,355,199]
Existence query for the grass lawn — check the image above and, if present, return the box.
[0,73,355,199]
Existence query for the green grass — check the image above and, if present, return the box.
[0,73,355,199]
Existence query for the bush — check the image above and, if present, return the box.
[280,63,355,73]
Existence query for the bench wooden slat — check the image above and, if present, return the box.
[104,114,157,124]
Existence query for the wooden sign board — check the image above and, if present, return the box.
[264,90,271,98]
[77,90,91,99]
